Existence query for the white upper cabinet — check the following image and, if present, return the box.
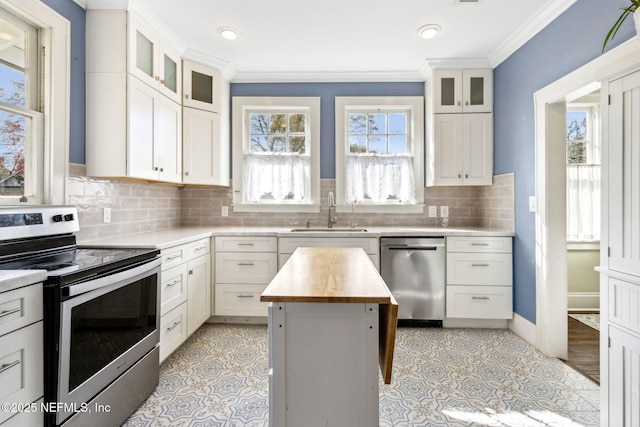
[433,69,492,114]
[183,60,222,113]
[128,13,182,104]
[431,114,493,186]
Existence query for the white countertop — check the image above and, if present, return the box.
[0,270,47,293]
[79,226,514,249]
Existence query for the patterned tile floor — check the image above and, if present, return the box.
[123,324,599,426]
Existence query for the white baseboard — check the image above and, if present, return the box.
[567,292,600,311]
[207,316,268,325]
[508,313,537,348]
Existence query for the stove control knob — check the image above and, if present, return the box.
[52,214,63,222]
[64,214,74,222]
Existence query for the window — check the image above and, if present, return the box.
[0,0,69,205]
[335,96,424,213]
[566,105,600,241]
[232,97,320,212]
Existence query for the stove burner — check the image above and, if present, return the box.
[22,262,78,271]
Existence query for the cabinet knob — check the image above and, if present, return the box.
[185,94,190,99]
[154,167,159,171]
[154,75,160,81]
[160,79,165,85]
[465,174,469,178]
[458,174,461,178]
[185,171,189,176]
[465,101,469,106]
[189,270,193,275]
[457,101,461,106]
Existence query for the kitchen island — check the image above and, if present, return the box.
[261,247,397,427]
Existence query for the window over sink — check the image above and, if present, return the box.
[232,97,320,213]
[335,96,424,213]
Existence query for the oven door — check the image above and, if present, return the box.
[55,257,161,425]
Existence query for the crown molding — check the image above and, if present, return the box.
[489,0,577,67]
[231,70,426,83]
[72,0,87,9]
[182,49,237,81]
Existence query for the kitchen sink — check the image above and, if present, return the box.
[290,227,368,232]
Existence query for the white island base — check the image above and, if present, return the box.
[268,301,380,426]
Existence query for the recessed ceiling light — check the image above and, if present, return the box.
[218,27,239,40]
[417,24,441,39]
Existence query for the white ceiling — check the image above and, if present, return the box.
[90,0,577,82]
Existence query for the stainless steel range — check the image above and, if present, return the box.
[0,206,161,427]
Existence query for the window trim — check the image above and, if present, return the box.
[232,96,321,213]
[0,0,70,205]
[335,96,425,214]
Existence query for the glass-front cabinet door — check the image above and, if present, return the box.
[128,13,182,104]
[183,60,221,113]
[433,69,492,114]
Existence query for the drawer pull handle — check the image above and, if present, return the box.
[167,321,182,331]
[237,262,255,266]
[471,263,490,267]
[237,295,255,298]
[237,243,255,246]
[472,296,490,300]
[194,245,206,251]
[166,254,182,261]
[167,279,181,287]
[0,307,20,318]
[471,243,490,246]
[0,359,20,373]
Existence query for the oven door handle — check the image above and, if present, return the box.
[66,257,162,297]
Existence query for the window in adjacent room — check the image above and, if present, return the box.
[335,96,424,213]
[232,97,320,213]
[566,104,600,241]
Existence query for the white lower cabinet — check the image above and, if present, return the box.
[0,283,43,427]
[159,238,211,362]
[278,237,380,270]
[445,236,513,319]
[214,236,277,317]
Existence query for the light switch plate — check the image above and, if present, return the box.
[440,206,449,218]
[428,206,437,217]
[529,196,536,213]
[221,206,229,217]
[103,207,111,223]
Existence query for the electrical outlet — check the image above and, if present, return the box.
[440,206,449,218]
[528,196,536,213]
[221,206,229,217]
[428,206,437,218]
[103,207,111,223]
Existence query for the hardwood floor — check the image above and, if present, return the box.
[564,315,600,385]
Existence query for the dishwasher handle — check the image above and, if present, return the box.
[382,243,445,250]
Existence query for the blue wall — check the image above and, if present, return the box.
[231,83,424,178]
[494,0,636,323]
[41,0,85,164]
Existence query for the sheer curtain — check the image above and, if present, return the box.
[566,164,600,240]
[345,154,415,204]
[243,154,309,203]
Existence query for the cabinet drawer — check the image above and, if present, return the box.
[446,236,512,253]
[215,284,268,317]
[446,286,512,319]
[188,238,210,259]
[446,253,512,286]
[160,303,188,363]
[0,284,42,337]
[215,236,277,253]
[161,245,187,270]
[160,263,188,315]
[216,252,277,284]
[0,322,43,424]
[278,237,379,255]
[3,398,43,427]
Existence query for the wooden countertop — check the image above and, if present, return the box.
[261,247,393,303]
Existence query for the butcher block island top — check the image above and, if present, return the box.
[261,246,394,304]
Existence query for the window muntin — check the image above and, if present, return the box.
[0,10,40,200]
[232,97,320,212]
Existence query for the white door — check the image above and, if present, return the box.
[607,70,640,277]
[463,113,493,185]
[183,60,221,113]
[128,76,156,180]
[154,95,182,183]
[183,107,224,185]
[433,114,463,185]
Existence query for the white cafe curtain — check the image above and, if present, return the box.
[566,164,600,241]
[345,153,415,204]
[243,153,309,203]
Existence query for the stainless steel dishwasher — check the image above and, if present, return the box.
[380,237,445,325]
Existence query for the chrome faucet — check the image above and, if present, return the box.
[327,191,337,228]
